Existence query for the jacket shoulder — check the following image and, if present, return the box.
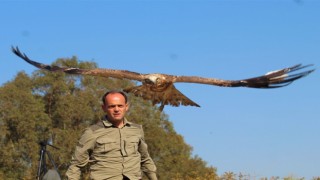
[129,122,142,129]
[89,121,105,132]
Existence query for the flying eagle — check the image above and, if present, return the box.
[12,46,315,111]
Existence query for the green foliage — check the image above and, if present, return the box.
[0,58,217,179]
[0,72,51,179]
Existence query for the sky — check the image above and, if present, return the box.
[1,0,319,179]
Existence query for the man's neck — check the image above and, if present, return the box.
[113,120,124,128]
[107,118,124,128]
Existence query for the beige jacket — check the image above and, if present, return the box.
[66,118,157,180]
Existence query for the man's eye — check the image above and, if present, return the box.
[108,105,124,109]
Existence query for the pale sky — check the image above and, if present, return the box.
[1,0,319,179]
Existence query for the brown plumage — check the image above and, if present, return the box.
[12,46,315,111]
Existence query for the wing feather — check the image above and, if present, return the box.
[174,64,315,88]
[11,46,144,81]
[124,83,200,111]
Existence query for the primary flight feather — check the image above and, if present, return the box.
[12,46,315,111]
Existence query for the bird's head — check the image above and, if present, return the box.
[145,74,166,86]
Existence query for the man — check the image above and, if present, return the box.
[66,90,157,180]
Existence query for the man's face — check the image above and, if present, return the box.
[102,93,129,123]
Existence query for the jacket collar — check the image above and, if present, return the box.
[102,116,131,127]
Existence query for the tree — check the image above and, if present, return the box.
[220,171,237,180]
[0,72,51,179]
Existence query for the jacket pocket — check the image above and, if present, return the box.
[95,137,117,153]
[125,136,140,155]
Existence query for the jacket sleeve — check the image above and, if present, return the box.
[138,127,158,180]
[66,128,96,180]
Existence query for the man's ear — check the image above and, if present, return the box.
[126,103,130,111]
[101,104,107,112]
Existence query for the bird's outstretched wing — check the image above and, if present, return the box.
[12,46,144,81]
[12,46,315,110]
[174,64,315,88]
